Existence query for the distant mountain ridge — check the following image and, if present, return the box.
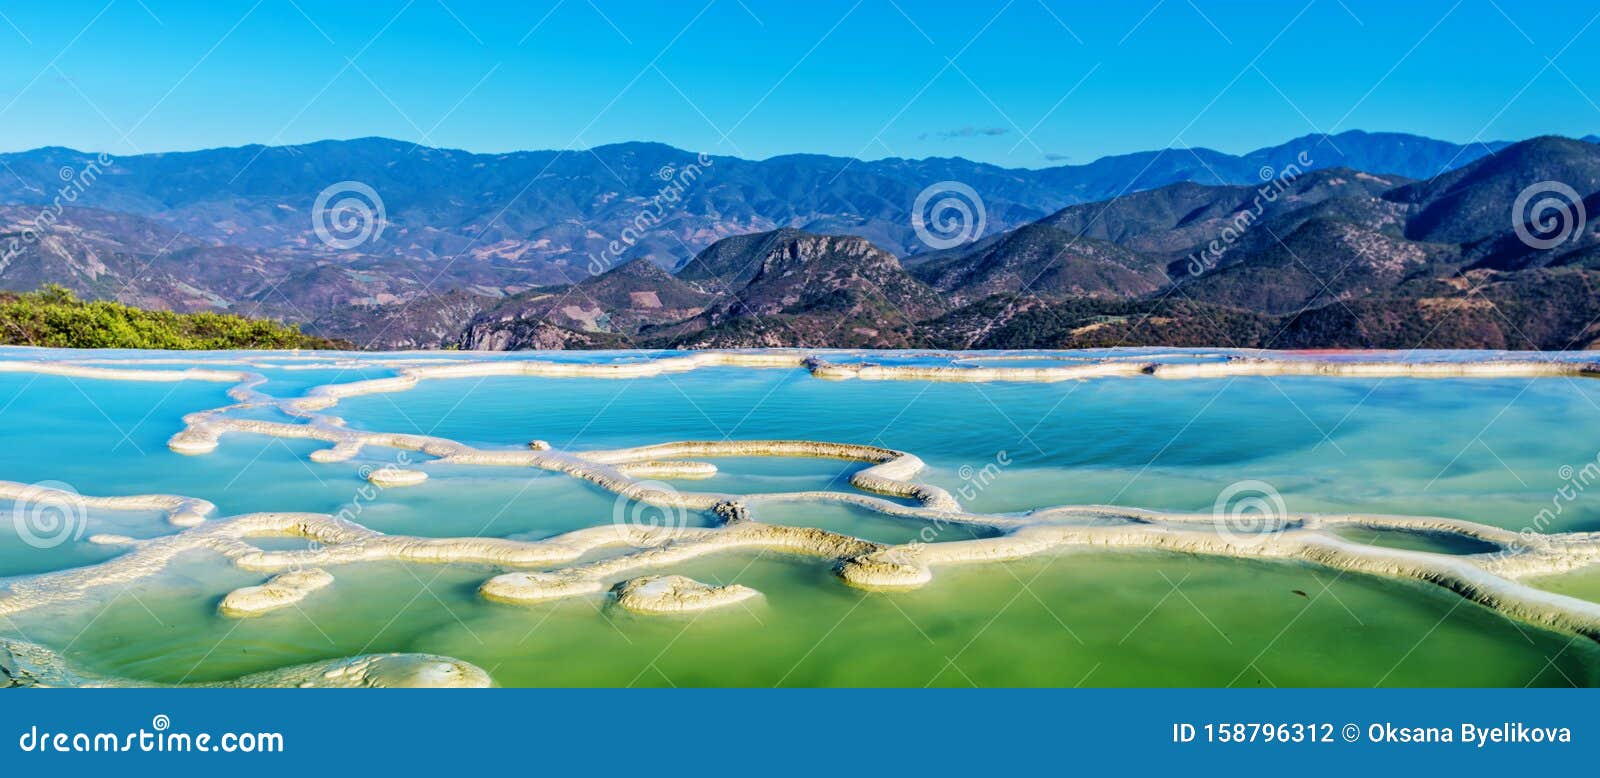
[0,130,1506,271]
[1,130,1596,351]
[458,135,1600,352]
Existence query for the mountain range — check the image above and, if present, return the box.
[2,130,1598,351]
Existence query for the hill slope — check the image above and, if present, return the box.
[0,286,347,349]
[4,132,1598,352]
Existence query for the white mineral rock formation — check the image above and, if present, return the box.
[219,568,335,617]
[364,467,428,487]
[2,348,1599,687]
[612,575,761,614]
[0,637,490,688]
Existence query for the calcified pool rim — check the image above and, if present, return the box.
[4,347,1600,688]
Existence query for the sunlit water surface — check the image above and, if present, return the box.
[3,348,1599,687]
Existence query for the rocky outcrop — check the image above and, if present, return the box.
[219,568,334,617]
[612,575,760,614]
[2,637,491,688]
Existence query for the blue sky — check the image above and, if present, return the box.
[0,0,1596,166]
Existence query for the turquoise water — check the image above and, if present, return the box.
[333,369,1600,533]
[3,347,1599,687]
[21,551,1593,688]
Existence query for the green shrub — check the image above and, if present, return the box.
[0,285,350,350]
